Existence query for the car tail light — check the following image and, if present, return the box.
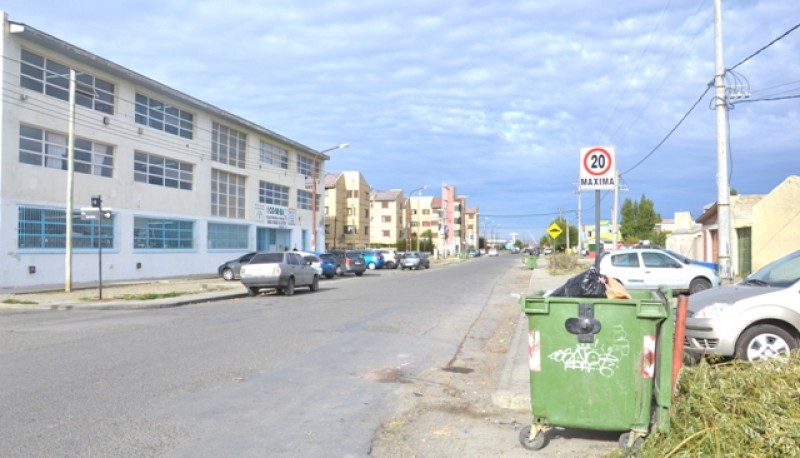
[345,258,353,265]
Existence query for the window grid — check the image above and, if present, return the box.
[18,206,114,249]
[259,140,288,169]
[208,222,249,249]
[134,93,194,139]
[297,155,314,177]
[211,169,246,219]
[297,190,313,210]
[212,122,246,168]
[259,181,289,207]
[19,125,114,177]
[134,151,193,190]
[133,217,194,249]
[20,49,115,114]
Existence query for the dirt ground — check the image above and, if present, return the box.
[369,266,621,458]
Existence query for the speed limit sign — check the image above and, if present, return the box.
[579,146,616,190]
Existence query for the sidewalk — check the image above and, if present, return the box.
[492,257,573,411]
[0,276,246,311]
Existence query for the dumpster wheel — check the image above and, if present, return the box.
[518,425,547,450]
[618,431,644,453]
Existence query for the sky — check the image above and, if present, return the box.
[4,1,799,243]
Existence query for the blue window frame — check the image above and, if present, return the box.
[18,206,114,250]
[133,217,193,249]
[208,222,249,249]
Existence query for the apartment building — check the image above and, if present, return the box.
[323,171,371,250]
[369,189,403,248]
[1,12,325,290]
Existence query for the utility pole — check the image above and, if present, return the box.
[714,0,732,280]
[65,69,76,292]
[612,169,620,249]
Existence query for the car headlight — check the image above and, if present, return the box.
[693,302,733,319]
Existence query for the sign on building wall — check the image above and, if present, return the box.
[254,203,293,227]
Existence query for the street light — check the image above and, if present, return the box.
[405,185,429,251]
[311,143,349,252]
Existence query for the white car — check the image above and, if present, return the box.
[239,251,319,296]
[598,248,720,295]
[685,249,800,361]
[488,247,499,257]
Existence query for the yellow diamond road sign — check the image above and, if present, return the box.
[547,223,562,239]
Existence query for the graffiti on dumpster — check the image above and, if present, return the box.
[548,341,620,377]
[548,339,623,378]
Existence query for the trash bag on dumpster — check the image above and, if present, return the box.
[549,267,607,298]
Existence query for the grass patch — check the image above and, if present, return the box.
[612,354,800,457]
[2,298,38,305]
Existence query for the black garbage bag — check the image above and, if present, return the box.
[549,267,607,298]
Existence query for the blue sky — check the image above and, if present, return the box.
[4,1,799,243]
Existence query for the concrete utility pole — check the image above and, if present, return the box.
[714,0,732,280]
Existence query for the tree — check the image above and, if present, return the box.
[620,194,662,243]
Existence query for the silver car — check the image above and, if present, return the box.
[685,249,800,362]
[239,251,319,296]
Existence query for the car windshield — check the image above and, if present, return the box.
[744,250,800,288]
[402,253,418,258]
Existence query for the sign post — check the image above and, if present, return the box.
[81,196,112,299]
[579,146,616,269]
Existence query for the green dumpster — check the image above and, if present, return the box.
[518,289,674,452]
[523,255,538,269]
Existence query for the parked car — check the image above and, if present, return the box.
[358,249,385,270]
[377,249,400,269]
[316,252,337,279]
[467,248,479,257]
[488,247,499,257]
[297,251,323,277]
[598,248,720,295]
[239,251,319,296]
[329,250,367,276]
[400,251,430,270]
[218,251,257,281]
[685,249,800,362]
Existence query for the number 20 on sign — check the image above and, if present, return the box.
[579,146,616,190]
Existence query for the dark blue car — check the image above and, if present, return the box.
[316,252,338,279]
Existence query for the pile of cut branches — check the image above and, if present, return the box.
[636,354,800,457]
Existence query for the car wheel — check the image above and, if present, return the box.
[336,266,344,277]
[247,287,259,297]
[735,324,797,361]
[689,278,712,294]
[368,262,376,270]
[309,276,319,292]
[222,268,235,281]
[284,277,295,296]
[325,273,334,279]
[355,271,364,277]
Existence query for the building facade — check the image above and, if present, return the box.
[323,171,371,250]
[369,189,403,248]
[1,13,324,290]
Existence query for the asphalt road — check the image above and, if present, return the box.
[0,255,519,457]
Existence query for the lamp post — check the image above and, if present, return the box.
[406,185,429,251]
[311,143,348,252]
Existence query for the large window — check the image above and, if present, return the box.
[259,181,289,206]
[297,155,315,177]
[134,93,194,139]
[20,49,115,114]
[18,206,114,249]
[259,141,288,169]
[212,122,246,168]
[297,190,313,210]
[134,151,193,190]
[208,222,249,249]
[19,125,114,177]
[211,169,246,218]
[133,217,193,249]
